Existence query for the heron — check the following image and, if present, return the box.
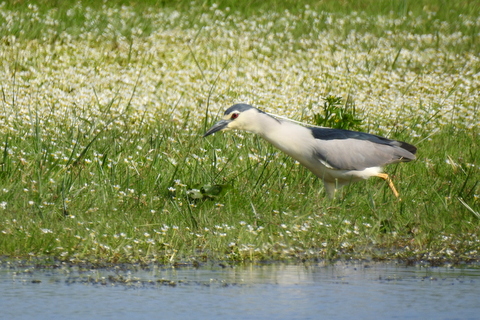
[204,104,417,198]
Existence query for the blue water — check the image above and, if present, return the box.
[1,262,479,319]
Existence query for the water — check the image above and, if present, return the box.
[1,262,479,320]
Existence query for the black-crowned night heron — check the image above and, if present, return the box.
[204,104,417,198]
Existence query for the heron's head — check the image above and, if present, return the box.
[203,104,264,137]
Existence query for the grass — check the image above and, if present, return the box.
[0,0,478,265]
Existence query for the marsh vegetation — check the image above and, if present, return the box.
[0,0,478,265]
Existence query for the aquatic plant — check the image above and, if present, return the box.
[0,0,478,264]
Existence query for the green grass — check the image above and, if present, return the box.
[0,0,478,265]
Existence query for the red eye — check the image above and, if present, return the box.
[231,113,239,119]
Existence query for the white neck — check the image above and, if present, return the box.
[250,115,314,161]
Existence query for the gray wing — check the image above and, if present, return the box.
[309,128,417,170]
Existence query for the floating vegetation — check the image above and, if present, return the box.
[0,1,478,264]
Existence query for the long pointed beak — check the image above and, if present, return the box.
[203,119,230,137]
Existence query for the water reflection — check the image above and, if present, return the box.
[1,262,479,320]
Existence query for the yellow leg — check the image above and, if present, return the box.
[376,173,400,198]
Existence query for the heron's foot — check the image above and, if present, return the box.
[376,173,400,199]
